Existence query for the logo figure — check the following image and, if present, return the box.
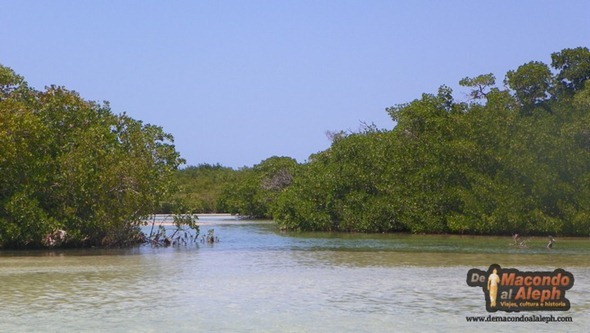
[487,268,500,307]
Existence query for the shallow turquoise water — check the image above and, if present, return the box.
[1,216,588,332]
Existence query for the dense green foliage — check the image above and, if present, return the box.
[270,47,590,235]
[218,156,298,217]
[0,65,185,248]
[170,157,298,218]
[166,47,590,237]
[168,163,237,213]
[14,47,588,246]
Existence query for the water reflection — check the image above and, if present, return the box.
[1,218,588,332]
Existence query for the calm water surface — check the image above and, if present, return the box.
[1,215,589,332]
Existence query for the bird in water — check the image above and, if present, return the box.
[547,235,556,249]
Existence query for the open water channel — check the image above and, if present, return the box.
[1,215,589,332]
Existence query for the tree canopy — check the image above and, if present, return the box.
[204,47,590,236]
[139,47,590,237]
[0,65,185,248]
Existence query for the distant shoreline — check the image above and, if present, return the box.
[142,213,257,226]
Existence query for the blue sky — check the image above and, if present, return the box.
[2,1,589,168]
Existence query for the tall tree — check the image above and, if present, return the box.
[505,61,553,112]
[551,47,590,94]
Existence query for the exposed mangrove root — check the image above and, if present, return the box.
[145,213,201,247]
[200,229,219,244]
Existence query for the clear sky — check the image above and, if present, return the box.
[2,1,589,168]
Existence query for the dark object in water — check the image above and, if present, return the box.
[201,229,219,244]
